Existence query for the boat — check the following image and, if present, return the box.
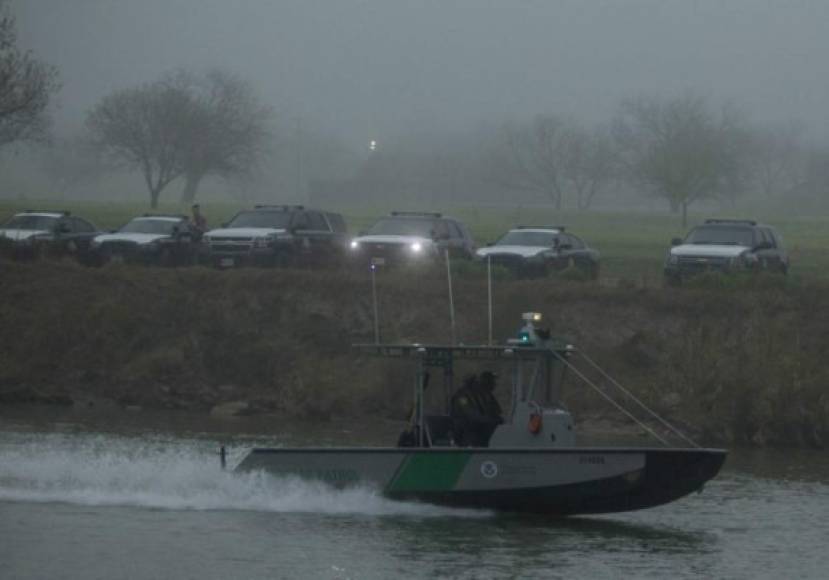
[233,313,726,516]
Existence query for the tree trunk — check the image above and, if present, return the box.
[150,188,160,209]
[681,201,688,227]
[180,172,204,204]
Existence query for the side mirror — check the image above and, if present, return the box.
[671,237,683,246]
[754,242,772,251]
[486,241,494,247]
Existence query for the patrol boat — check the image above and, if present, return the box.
[233,313,726,516]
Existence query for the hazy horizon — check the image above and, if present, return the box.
[13,0,829,145]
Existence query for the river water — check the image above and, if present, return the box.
[1,407,828,580]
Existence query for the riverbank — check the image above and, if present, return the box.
[1,259,827,447]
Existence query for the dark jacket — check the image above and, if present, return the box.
[450,380,503,447]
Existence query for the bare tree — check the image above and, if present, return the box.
[562,126,618,210]
[0,0,59,148]
[613,94,747,226]
[485,115,573,209]
[749,121,806,197]
[86,79,192,208]
[85,69,270,208]
[175,69,272,203]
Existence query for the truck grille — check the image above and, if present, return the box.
[210,242,253,254]
[101,241,139,255]
[366,243,413,260]
[487,254,526,269]
[677,256,730,273]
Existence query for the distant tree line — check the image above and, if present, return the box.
[343,95,827,226]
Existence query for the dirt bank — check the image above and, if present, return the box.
[1,259,827,447]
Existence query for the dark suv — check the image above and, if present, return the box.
[348,211,476,265]
[0,210,99,260]
[202,205,348,268]
[664,219,788,284]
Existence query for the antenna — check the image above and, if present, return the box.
[370,259,381,343]
[445,248,456,345]
[487,255,493,345]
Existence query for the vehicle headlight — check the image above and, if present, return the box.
[667,253,679,265]
[202,235,211,243]
[350,240,360,250]
[410,242,422,253]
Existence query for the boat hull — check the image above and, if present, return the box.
[235,447,726,515]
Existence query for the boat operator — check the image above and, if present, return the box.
[450,371,504,447]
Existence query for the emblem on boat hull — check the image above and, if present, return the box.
[480,460,499,479]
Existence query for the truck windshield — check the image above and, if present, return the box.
[367,218,438,237]
[228,212,292,229]
[120,219,180,235]
[685,226,755,246]
[2,215,58,231]
[496,231,557,246]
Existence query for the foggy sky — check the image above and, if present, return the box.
[14,0,829,145]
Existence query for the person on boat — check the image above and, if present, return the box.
[450,371,503,447]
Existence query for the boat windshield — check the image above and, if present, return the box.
[119,218,180,235]
[367,218,439,237]
[496,231,557,247]
[228,211,292,229]
[2,215,58,231]
[685,226,755,246]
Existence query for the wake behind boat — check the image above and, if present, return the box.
[234,313,726,516]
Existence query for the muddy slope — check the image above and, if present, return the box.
[1,259,827,447]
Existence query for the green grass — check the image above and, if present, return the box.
[3,198,828,283]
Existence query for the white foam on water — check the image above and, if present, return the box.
[0,433,489,518]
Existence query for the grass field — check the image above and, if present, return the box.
[2,198,828,283]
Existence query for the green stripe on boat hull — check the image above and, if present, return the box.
[388,452,471,492]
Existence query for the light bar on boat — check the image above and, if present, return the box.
[522,312,542,322]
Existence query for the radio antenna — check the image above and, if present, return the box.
[487,255,493,345]
[445,248,456,345]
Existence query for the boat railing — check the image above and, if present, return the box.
[354,339,701,449]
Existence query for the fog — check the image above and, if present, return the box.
[6,0,829,207]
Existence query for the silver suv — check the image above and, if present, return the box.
[664,219,788,284]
